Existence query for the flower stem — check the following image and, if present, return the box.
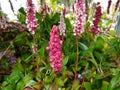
[75,36,79,79]
[0,45,11,61]
[33,34,39,72]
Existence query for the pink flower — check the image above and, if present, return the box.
[46,25,63,72]
[73,0,84,36]
[59,12,66,36]
[26,0,38,34]
[91,2,102,35]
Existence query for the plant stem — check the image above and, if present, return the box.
[90,53,100,73]
[0,45,11,61]
[32,34,39,72]
[75,36,79,79]
[36,54,39,72]
[80,57,88,90]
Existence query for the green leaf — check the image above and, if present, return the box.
[65,18,73,31]
[101,81,109,90]
[18,7,26,23]
[94,36,105,50]
[106,20,112,26]
[79,42,88,50]
[39,47,45,58]
[110,30,115,36]
[14,34,25,45]
[3,85,13,90]
[24,54,33,63]
[58,78,63,87]
[92,79,102,89]
[18,13,26,24]
[13,62,24,73]
[83,82,92,90]
[89,52,100,73]
[18,63,25,72]
[108,74,120,90]
[62,56,69,66]
[18,7,26,15]
[7,70,22,85]
[44,74,55,84]
[23,74,33,84]
[25,80,36,87]
[2,81,8,87]
[16,80,25,90]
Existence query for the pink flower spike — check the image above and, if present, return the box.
[26,0,38,34]
[73,0,84,36]
[90,2,102,35]
[47,25,63,72]
[59,12,66,36]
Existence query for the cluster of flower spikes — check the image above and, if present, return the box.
[59,11,66,36]
[46,25,63,72]
[26,0,38,34]
[91,2,102,35]
[73,0,84,36]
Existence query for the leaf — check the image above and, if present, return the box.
[108,74,120,90]
[23,74,33,84]
[92,79,102,89]
[58,78,63,87]
[19,7,26,15]
[2,81,8,87]
[62,56,69,66]
[94,36,105,51]
[106,20,112,26]
[89,52,100,73]
[110,30,115,36]
[44,74,55,84]
[7,70,22,85]
[71,79,80,90]
[39,47,45,58]
[79,42,88,50]
[16,80,25,90]
[24,54,33,63]
[25,80,36,87]
[65,18,73,31]
[18,7,26,23]
[101,81,109,90]
[14,33,25,45]
[83,82,92,90]
[3,85,13,90]
[68,52,76,64]
[13,62,24,72]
